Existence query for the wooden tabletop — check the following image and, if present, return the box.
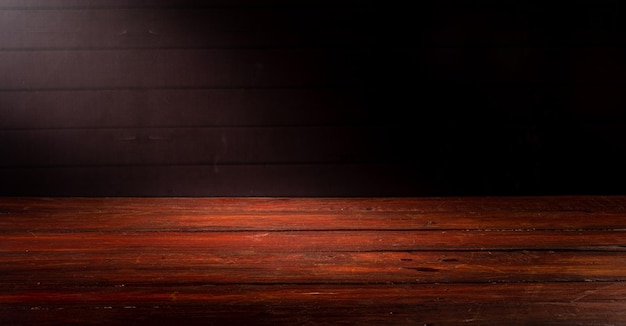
[1,196,626,325]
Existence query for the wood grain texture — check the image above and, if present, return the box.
[3,284,626,325]
[1,196,626,325]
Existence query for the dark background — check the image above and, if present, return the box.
[1,0,625,197]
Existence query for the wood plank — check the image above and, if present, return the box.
[1,250,625,285]
[1,2,621,50]
[2,197,626,232]
[2,230,626,252]
[1,196,626,325]
[11,196,626,214]
[3,48,626,91]
[2,283,626,325]
[0,127,406,166]
[4,283,626,306]
[0,49,367,90]
[0,85,622,130]
[419,47,626,84]
[0,89,372,129]
[0,8,370,49]
[0,164,429,197]
[0,0,364,9]
[2,163,625,198]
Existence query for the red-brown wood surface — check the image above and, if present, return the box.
[2,196,626,325]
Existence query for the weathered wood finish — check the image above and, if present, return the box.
[2,196,626,325]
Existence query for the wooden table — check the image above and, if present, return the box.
[1,196,626,325]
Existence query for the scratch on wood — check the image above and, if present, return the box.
[571,284,615,302]
[403,267,440,272]
[299,292,338,295]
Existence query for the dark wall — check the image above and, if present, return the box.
[1,0,625,196]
